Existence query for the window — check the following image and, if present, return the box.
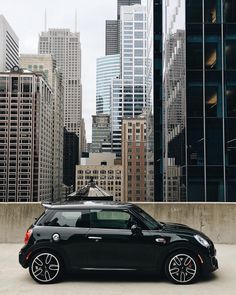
[186,0,202,23]
[44,210,89,228]
[90,210,145,230]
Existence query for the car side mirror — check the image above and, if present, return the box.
[131,224,142,236]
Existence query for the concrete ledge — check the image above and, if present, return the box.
[0,202,236,244]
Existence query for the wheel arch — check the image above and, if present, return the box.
[158,241,203,274]
[27,246,68,271]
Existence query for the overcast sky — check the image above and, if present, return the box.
[1,0,118,142]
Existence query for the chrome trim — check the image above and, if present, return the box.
[88,236,102,240]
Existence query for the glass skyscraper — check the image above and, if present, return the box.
[96,54,120,115]
[111,4,149,156]
[152,0,236,202]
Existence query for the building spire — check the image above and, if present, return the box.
[44,9,47,31]
[75,9,77,32]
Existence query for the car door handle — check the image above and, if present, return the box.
[155,238,166,244]
[88,236,102,241]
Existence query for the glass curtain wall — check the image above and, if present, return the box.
[163,0,186,201]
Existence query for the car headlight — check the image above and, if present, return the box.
[194,234,210,248]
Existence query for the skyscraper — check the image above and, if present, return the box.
[105,21,119,56]
[0,15,19,71]
[111,4,148,156]
[152,0,236,202]
[96,54,120,114]
[91,115,111,152]
[38,29,82,136]
[63,128,79,190]
[105,0,141,55]
[0,67,53,202]
[19,54,64,201]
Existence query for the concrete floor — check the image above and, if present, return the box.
[0,244,236,295]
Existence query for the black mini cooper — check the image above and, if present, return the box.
[19,202,218,284]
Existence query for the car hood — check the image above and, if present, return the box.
[161,222,209,238]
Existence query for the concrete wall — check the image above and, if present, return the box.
[0,202,236,244]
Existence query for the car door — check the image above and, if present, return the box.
[86,209,163,270]
[43,209,90,269]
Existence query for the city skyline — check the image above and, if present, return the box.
[0,0,117,141]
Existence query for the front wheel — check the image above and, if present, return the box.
[29,251,63,284]
[164,251,200,284]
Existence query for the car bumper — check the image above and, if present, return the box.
[200,247,218,274]
[19,249,29,268]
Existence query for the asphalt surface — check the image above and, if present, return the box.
[0,244,236,295]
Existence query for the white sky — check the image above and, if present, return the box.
[1,0,117,142]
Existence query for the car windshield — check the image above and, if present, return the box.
[132,206,162,230]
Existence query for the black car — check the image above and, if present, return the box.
[19,201,218,284]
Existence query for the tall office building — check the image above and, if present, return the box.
[122,116,147,202]
[91,115,111,152]
[38,29,82,136]
[19,54,64,201]
[111,5,148,156]
[96,54,120,114]
[63,128,79,190]
[0,67,53,202]
[0,15,19,71]
[105,0,141,55]
[152,0,236,202]
[117,0,142,19]
[105,21,119,56]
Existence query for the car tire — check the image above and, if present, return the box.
[164,250,200,284]
[29,250,64,284]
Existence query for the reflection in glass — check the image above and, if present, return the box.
[226,86,236,117]
[225,118,236,165]
[187,43,203,69]
[205,0,221,23]
[226,41,236,69]
[187,85,203,117]
[206,166,224,202]
[224,0,236,23]
[205,86,222,117]
[205,44,217,70]
[186,0,202,23]
[187,118,204,166]
[206,119,223,165]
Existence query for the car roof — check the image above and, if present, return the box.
[42,201,135,210]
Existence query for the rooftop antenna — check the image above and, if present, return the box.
[44,8,47,31]
[75,9,77,32]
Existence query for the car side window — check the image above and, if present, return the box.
[44,210,89,228]
[90,210,144,230]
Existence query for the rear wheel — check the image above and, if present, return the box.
[164,251,199,284]
[29,251,63,284]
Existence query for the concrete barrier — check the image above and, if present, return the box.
[0,202,236,244]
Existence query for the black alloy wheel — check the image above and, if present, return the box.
[164,251,200,284]
[29,251,63,284]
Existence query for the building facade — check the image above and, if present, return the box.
[105,0,141,55]
[38,29,82,136]
[111,4,149,156]
[0,68,53,202]
[91,115,111,152]
[19,54,64,201]
[76,152,123,202]
[105,20,119,56]
[122,116,147,202]
[63,128,79,190]
[0,15,19,71]
[152,0,236,202]
[96,54,120,115]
